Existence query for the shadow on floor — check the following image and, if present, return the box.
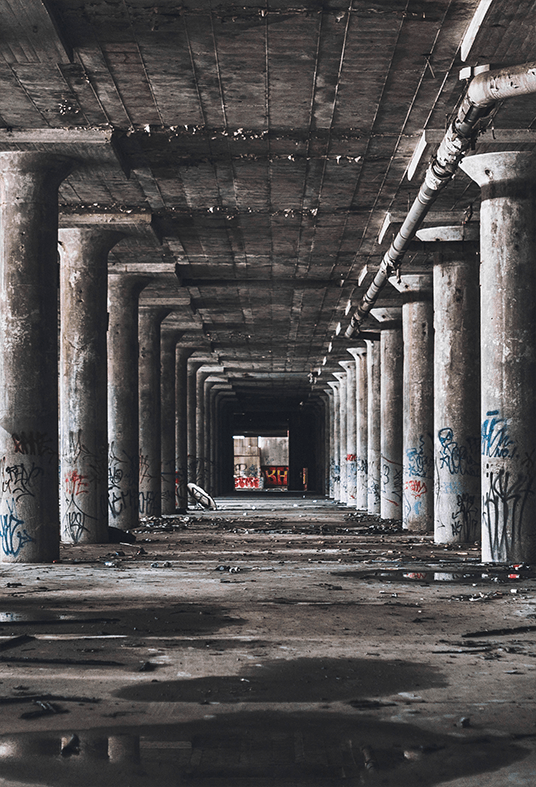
[115,655,447,703]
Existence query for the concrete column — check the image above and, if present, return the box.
[327,381,340,500]
[187,360,204,485]
[196,369,219,489]
[371,308,403,521]
[333,371,348,504]
[160,329,183,515]
[339,360,357,506]
[107,275,150,531]
[365,338,381,514]
[325,389,335,498]
[138,306,170,519]
[59,227,124,544]
[348,347,368,510]
[175,347,196,512]
[461,151,536,562]
[0,152,73,563]
[390,273,434,531]
[417,225,481,544]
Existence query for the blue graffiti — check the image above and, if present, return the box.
[481,410,516,458]
[438,428,479,476]
[0,499,34,557]
[406,435,433,479]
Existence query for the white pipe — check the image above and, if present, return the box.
[345,60,536,339]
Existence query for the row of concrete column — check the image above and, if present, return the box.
[326,150,536,564]
[0,151,227,563]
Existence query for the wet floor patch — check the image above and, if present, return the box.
[115,656,447,704]
[0,713,528,786]
[335,567,536,584]
[0,605,244,637]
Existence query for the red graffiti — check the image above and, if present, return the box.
[65,470,89,496]
[235,477,260,489]
[262,466,288,487]
[405,479,427,498]
[346,454,357,462]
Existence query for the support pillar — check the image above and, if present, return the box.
[334,371,348,503]
[365,338,381,514]
[59,227,123,544]
[325,388,335,498]
[160,329,183,515]
[348,347,368,510]
[417,225,481,544]
[339,360,357,506]
[107,275,150,530]
[187,360,204,485]
[461,151,536,562]
[176,347,196,512]
[138,306,170,519]
[390,273,434,531]
[0,152,73,563]
[371,308,403,520]
[327,381,340,500]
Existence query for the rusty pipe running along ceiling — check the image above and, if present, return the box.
[1,0,536,409]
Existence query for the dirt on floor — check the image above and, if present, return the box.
[0,495,535,786]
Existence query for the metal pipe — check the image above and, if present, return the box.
[345,60,536,338]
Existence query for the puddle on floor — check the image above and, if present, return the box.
[0,713,528,786]
[336,567,536,584]
[115,656,447,704]
[0,605,244,636]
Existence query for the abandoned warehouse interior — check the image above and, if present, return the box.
[2,0,536,784]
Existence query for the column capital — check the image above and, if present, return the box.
[389,272,433,297]
[333,371,346,382]
[338,360,354,372]
[370,306,402,326]
[416,225,479,243]
[347,346,367,361]
[460,150,536,192]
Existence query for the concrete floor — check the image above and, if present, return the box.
[0,495,535,786]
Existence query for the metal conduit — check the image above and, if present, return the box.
[345,60,536,339]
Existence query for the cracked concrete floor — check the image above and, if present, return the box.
[0,494,535,786]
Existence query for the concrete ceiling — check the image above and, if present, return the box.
[2,0,536,410]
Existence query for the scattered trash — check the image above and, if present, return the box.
[215,565,241,573]
[459,717,471,728]
[60,733,80,757]
[187,483,217,510]
[138,661,157,672]
[361,745,377,771]
[151,561,172,568]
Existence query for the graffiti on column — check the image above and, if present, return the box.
[381,459,402,507]
[368,477,381,506]
[108,442,137,520]
[481,411,517,458]
[438,428,479,476]
[64,469,92,543]
[404,435,433,518]
[63,433,106,542]
[139,451,158,515]
[480,411,534,560]
[450,492,479,541]
[161,458,175,506]
[0,456,37,557]
[12,431,55,460]
[175,466,188,506]
[482,467,533,561]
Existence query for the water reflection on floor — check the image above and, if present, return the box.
[0,713,529,787]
